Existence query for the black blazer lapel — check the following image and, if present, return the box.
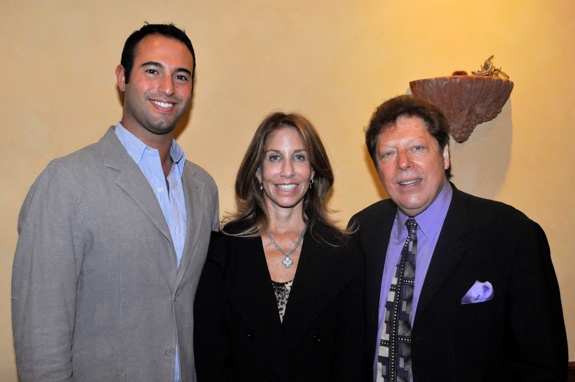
[222,236,289,374]
[280,228,357,349]
[415,187,470,321]
[355,200,396,346]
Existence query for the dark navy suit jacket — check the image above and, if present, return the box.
[349,183,567,381]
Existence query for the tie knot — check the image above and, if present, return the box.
[406,218,418,237]
[406,218,417,228]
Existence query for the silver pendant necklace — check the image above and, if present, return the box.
[265,226,307,268]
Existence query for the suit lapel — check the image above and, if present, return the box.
[176,165,206,286]
[363,202,396,341]
[415,188,470,321]
[100,128,173,247]
[280,228,346,349]
[101,128,213,288]
[223,237,288,373]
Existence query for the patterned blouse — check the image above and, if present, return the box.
[271,280,293,322]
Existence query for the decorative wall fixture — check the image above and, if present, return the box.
[409,56,514,143]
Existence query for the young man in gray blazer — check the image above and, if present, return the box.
[349,95,567,381]
[12,23,219,381]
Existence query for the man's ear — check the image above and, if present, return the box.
[442,144,450,171]
[115,65,127,92]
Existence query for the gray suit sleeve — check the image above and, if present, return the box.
[12,163,84,381]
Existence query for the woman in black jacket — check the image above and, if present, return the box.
[194,111,365,381]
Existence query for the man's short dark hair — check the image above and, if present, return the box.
[120,23,196,84]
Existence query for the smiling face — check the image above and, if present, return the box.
[376,115,450,217]
[116,34,194,142]
[257,127,314,214]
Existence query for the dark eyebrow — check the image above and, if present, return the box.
[175,67,193,76]
[140,61,192,76]
[140,61,163,69]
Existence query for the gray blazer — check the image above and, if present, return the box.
[12,127,219,382]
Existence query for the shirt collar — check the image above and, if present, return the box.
[114,122,186,176]
[395,181,453,240]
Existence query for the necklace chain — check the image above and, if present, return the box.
[265,226,307,268]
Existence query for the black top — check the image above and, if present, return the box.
[194,222,365,381]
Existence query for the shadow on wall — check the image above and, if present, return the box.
[402,85,513,199]
[449,101,513,199]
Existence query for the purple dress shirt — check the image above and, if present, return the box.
[374,181,453,381]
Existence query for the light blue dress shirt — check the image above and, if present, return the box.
[115,123,187,382]
[374,181,452,381]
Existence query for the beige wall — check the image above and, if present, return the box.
[1,1,573,378]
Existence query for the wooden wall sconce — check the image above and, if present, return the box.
[409,56,514,143]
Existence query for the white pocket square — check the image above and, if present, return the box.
[461,281,494,304]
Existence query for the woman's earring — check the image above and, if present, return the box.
[259,181,263,191]
[309,178,314,190]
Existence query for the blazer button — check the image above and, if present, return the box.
[165,348,175,356]
[247,332,256,340]
[312,335,321,343]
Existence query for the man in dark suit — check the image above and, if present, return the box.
[349,95,567,381]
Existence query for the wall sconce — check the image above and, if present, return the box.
[409,56,514,143]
